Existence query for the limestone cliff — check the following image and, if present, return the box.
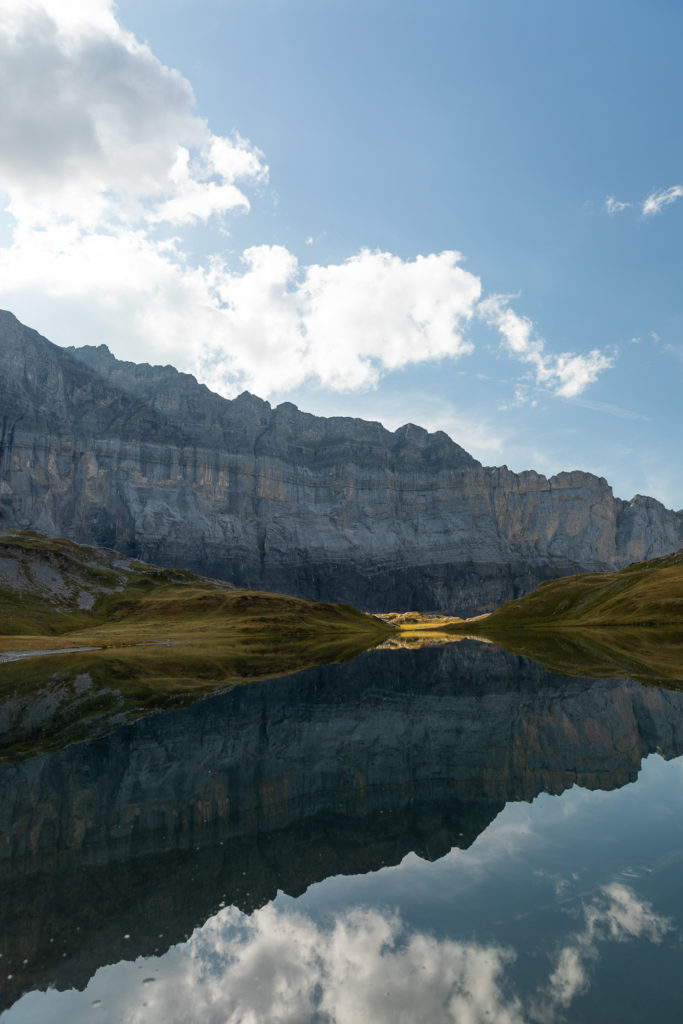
[1,309,681,612]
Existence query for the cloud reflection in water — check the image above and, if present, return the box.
[533,881,673,1021]
[119,904,524,1024]
[46,879,667,1024]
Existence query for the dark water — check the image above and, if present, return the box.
[1,641,682,1022]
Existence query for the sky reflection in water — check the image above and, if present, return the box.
[4,753,682,1024]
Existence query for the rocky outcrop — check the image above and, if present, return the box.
[0,528,216,617]
[1,309,681,612]
[1,642,682,1007]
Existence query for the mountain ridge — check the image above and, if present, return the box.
[2,308,682,612]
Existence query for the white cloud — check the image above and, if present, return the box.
[0,0,614,410]
[89,905,526,1024]
[0,235,483,396]
[0,0,266,228]
[146,141,266,226]
[0,0,119,41]
[605,196,631,215]
[642,185,683,216]
[479,295,614,398]
[0,0,486,398]
[202,245,481,394]
[533,881,673,1021]
[594,881,672,943]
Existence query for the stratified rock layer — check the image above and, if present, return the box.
[1,309,681,612]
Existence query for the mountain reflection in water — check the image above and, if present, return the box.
[1,640,682,1021]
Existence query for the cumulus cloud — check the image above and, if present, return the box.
[199,246,481,394]
[0,0,614,406]
[0,0,266,228]
[0,236,482,395]
[479,295,614,398]
[642,185,683,216]
[0,0,485,397]
[101,905,526,1024]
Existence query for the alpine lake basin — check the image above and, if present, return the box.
[0,637,682,1023]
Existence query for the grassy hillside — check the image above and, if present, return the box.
[0,528,213,637]
[380,551,683,686]
[478,548,683,629]
[460,549,683,685]
[0,529,391,650]
[0,530,394,758]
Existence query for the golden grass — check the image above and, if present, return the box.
[460,549,683,684]
[0,529,392,654]
[476,548,683,629]
[383,549,683,686]
[0,532,394,759]
[0,590,388,657]
[0,561,393,760]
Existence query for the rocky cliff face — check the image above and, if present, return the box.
[1,643,682,1005]
[1,309,681,612]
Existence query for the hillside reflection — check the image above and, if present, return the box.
[1,641,682,1012]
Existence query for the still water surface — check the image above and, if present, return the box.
[1,641,682,1022]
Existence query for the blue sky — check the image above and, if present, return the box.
[0,0,681,507]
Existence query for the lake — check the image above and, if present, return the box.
[1,640,682,1022]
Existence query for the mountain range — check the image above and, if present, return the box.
[2,309,682,613]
